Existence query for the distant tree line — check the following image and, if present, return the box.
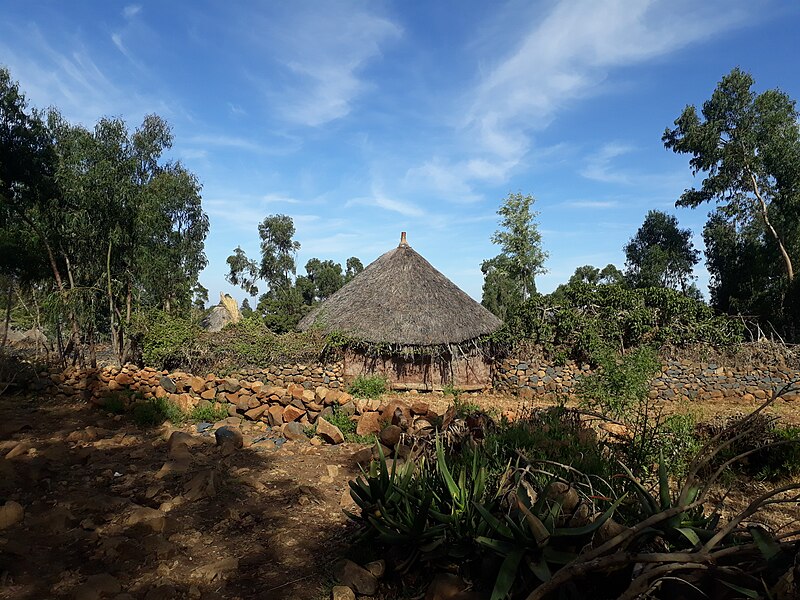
[0,67,209,365]
[225,215,363,332]
[482,68,800,349]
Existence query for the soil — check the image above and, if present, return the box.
[2,388,799,600]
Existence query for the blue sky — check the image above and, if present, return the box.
[3,1,800,303]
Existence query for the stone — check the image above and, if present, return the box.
[381,400,412,427]
[333,559,378,595]
[214,426,243,449]
[4,441,31,459]
[282,405,305,422]
[159,376,177,394]
[183,470,218,501]
[410,400,429,415]
[351,447,373,466]
[245,405,268,420]
[0,500,24,529]
[325,389,341,405]
[287,383,305,400]
[424,573,469,600]
[302,389,316,403]
[188,376,206,393]
[115,372,134,386]
[337,392,354,405]
[267,405,284,426]
[316,417,345,444]
[194,556,239,582]
[283,421,307,441]
[332,586,356,600]
[201,295,239,332]
[379,424,402,447]
[73,573,121,600]
[356,412,382,436]
[364,559,386,579]
[221,378,241,393]
[315,386,328,402]
[127,506,170,533]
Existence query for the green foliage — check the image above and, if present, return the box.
[103,394,127,415]
[624,210,700,292]
[190,402,228,423]
[132,397,186,427]
[577,346,660,420]
[498,283,744,362]
[347,375,387,399]
[482,192,548,319]
[135,309,200,370]
[325,406,376,444]
[664,67,800,338]
[712,415,800,482]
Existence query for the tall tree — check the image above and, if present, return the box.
[663,68,800,284]
[258,214,300,289]
[345,256,364,282]
[568,264,625,286]
[225,246,259,296]
[482,192,547,315]
[624,210,699,292]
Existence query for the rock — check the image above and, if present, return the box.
[194,556,239,582]
[356,412,383,436]
[4,441,31,459]
[282,405,305,422]
[364,559,386,579]
[337,392,353,405]
[381,400,412,427]
[201,293,241,332]
[0,500,24,529]
[315,386,328,402]
[267,405,284,426]
[183,470,218,501]
[215,425,243,452]
[127,506,170,533]
[188,376,206,393]
[200,388,217,400]
[282,421,307,441]
[379,424,402,448]
[114,372,134,386]
[410,401,429,415]
[244,405,268,420]
[331,585,356,600]
[424,573,470,600]
[333,559,378,595]
[316,417,345,444]
[159,376,177,394]
[73,573,121,600]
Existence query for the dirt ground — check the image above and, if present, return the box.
[2,388,799,600]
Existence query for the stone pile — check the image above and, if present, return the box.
[37,364,438,448]
[494,358,800,403]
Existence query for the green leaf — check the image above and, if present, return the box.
[658,453,671,510]
[527,555,552,583]
[676,527,701,547]
[718,579,759,598]
[491,549,524,600]
[749,526,781,561]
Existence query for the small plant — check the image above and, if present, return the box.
[103,393,127,414]
[452,395,481,418]
[326,406,376,443]
[347,375,387,399]
[132,397,187,427]
[190,402,228,423]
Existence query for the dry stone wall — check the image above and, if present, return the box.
[494,357,800,402]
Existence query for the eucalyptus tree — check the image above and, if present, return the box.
[624,210,699,293]
[664,68,800,284]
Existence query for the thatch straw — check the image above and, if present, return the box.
[298,237,502,346]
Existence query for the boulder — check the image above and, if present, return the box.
[200,293,241,332]
[317,417,345,444]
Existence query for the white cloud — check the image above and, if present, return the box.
[346,192,425,217]
[123,5,142,19]
[464,0,748,168]
[580,142,635,184]
[563,200,621,209]
[251,3,402,126]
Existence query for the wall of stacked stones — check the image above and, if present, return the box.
[494,357,800,402]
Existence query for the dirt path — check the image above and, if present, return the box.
[0,393,366,600]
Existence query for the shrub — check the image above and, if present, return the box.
[324,406,376,443]
[190,402,228,423]
[347,375,387,399]
[132,397,187,427]
[135,310,200,370]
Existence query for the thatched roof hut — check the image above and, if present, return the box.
[298,233,502,389]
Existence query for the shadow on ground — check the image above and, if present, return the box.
[0,385,363,599]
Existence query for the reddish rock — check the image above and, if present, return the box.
[337,392,354,406]
[356,412,382,436]
[247,397,261,409]
[325,389,341,405]
[287,383,305,400]
[410,401,429,415]
[317,417,345,444]
[188,376,206,393]
[114,372,134,386]
[267,405,284,426]
[200,388,217,400]
[381,400,412,427]
[244,405,268,420]
[379,424,402,447]
[282,405,305,422]
[315,386,328,402]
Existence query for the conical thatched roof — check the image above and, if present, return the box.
[298,234,502,346]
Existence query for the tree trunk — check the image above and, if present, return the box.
[1,281,12,349]
[750,171,795,282]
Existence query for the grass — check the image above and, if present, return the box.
[321,406,377,444]
[347,375,387,399]
[190,402,229,422]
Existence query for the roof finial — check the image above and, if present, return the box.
[399,231,408,247]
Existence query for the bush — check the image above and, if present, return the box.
[135,310,200,370]
[132,397,187,427]
[323,406,376,443]
[190,402,228,423]
[347,375,387,399]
